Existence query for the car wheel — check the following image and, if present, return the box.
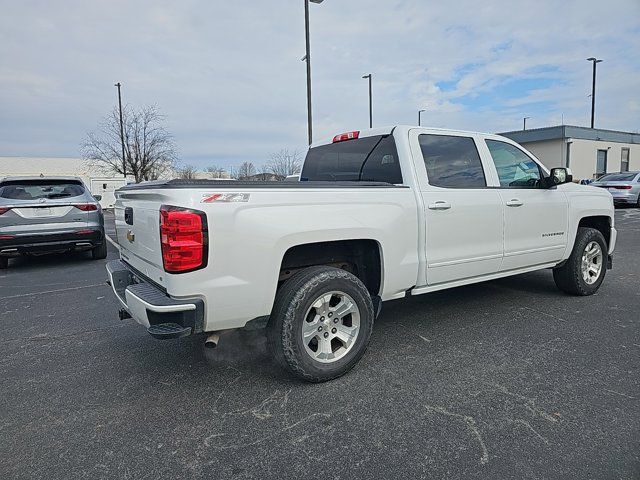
[0,257,7,269]
[267,266,374,383]
[553,227,607,296]
[91,240,108,260]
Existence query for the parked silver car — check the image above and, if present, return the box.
[591,172,640,207]
[0,176,106,269]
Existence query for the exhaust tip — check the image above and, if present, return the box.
[204,333,220,349]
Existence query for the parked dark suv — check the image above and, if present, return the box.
[0,176,107,269]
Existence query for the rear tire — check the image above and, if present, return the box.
[0,257,7,269]
[91,240,108,260]
[553,227,607,296]
[267,266,374,383]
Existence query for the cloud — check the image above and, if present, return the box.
[0,0,638,169]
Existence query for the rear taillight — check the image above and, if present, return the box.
[160,205,208,273]
[73,204,98,211]
[614,185,632,190]
[0,207,11,215]
[332,131,360,143]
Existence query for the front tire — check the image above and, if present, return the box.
[267,266,374,383]
[553,227,607,295]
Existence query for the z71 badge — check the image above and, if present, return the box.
[201,193,250,203]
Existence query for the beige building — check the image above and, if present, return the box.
[0,156,128,208]
[499,126,640,181]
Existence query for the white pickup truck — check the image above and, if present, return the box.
[107,125,616,382]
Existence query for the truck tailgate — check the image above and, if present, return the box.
[115,192,167,287]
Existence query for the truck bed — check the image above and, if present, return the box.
[119,179,405,190]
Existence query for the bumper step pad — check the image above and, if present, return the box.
[147,323,192,340]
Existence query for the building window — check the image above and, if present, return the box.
[596,149,608,178]
[621,148,630,172]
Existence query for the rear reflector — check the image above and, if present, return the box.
[0,207,11,215]
[73,204,99,211]
[0,234,15,240]
[332,131,360,143]
[75,229,95,235]
[160,205,208,273]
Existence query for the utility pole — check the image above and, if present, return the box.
[362,74,372,128]
[418,109,426,126]
[114,82,126,178]
[303,0,324,145]
[587,57,603,128]
[523,116,530,130]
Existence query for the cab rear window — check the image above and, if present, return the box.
[0,180,85,200]
[301,135,403,184]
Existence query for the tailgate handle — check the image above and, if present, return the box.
[124,207,134,225]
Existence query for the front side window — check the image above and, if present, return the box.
[486,140,542,188]
[419,134,486,188]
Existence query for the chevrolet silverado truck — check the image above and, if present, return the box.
[106,126,616,382]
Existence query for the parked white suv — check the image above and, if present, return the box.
[106,126,616,382]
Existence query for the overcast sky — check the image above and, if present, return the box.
[1,0,639,170]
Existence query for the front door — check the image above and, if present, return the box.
[416,133,503,285]
[484,139,568,271]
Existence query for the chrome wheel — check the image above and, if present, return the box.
[581,241,603,285]
[302,291,361,364]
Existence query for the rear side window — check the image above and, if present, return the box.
[419,134,486,188]
[0,180,85,200]
[301,135,403,184]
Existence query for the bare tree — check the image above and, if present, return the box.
[82,105,177,183]
[267,149,302,178]
[237,162,256,180]
[205,164,227,179]
[176,164,198,179]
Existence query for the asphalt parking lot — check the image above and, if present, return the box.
[1,209,638,479]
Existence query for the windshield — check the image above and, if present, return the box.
[597,173,637,182]
[0,180,85,200]
[301,135,403,184]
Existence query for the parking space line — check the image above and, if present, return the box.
[0,283,107,300]
[105,235,119,250]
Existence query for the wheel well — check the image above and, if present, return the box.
[279,240,382,296]
[578,216,611,247]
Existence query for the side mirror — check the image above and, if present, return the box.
[542,168,572,188]
[93,194,102,201]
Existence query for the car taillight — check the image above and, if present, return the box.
[614,185,632,190]
[332,131,360,143]
[160,205,208,273]
[74,204,98,211]
[0,207,11,215]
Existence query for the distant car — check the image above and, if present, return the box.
[591,172,640,207]
[0,176,107,269]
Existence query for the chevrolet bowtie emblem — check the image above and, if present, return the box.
[126,230,135,242]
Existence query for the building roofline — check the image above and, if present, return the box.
[498,125,640,145]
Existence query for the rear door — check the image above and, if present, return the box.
[481,138,568,271]
[409,130,503,285]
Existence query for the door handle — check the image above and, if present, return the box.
[506,199,524,207]
[428,201,451,210]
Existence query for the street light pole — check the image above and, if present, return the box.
[303,0,324,145]
[362,74,372,128]
[114,82,126,178]
[587,57,603,128]
[523,116,530,130]
[418,109,427,126]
